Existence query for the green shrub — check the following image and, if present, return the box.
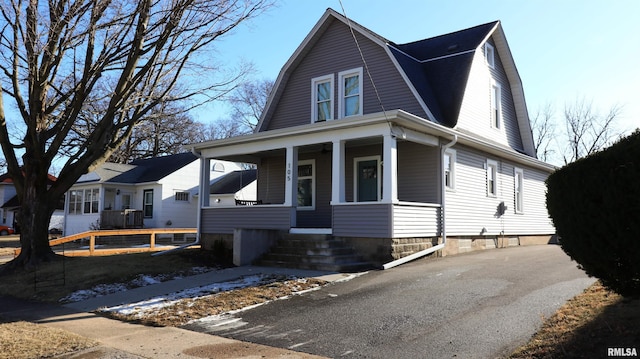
[546,130,640,297]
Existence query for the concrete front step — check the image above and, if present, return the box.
[254,234,374,272]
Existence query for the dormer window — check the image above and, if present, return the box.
[484,42,495,68]
[311,74,333,122]
[338,68,363,118]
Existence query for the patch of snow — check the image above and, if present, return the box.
[60,267,217,303]
[98,274,291,317]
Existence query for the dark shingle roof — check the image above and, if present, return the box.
[78,153,198,184]
[389,21,499,126]
[210,169,257,194]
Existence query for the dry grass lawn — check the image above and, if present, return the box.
[104,277,327,327]
[0,321,96,359]
[510,281,640,358]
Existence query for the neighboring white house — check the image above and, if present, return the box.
[63,153,246,236]
[207,169,258,206]
[0,172,64,234]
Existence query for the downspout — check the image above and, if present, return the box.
[153,147,204,256]
[382,134,458,269]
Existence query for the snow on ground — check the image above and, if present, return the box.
[60,266,213,303]
[98,274,298,317]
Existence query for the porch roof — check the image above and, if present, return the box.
[190,110,555,173]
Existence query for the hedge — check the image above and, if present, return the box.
[546,130,640,297]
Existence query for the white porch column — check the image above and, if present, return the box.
[331,140,346,204]
[200,157,211,207]
[284,146,299,207]
[382,133,398,203]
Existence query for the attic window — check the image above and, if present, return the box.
[338,67,363,118]
[311,74,334,122]
[485,43,495,68]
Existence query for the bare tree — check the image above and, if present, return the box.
[0,0,273,269]
[227,78,274,132]
[107,103,208,163]
[531,102,556,163]
[561,98,623,164]
[204,118,248,140]
[530,98,624,165]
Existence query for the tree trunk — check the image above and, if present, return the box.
[4,176,56,271]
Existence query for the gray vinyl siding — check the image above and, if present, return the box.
[257,156,285,205]
[333,203,392,238]
[296,153,332,228]
[200,206,293,234]
[266,19,426,131]
[456,38,525,151]
[397,141,439,203]
[445,144,554,236]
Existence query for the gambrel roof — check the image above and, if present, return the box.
[389,21,499,127]
[256,8,536,157]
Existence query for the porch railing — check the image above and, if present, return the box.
[100,209,143,229]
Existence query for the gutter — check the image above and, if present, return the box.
[382,134,458,269]
[153,147,204,256]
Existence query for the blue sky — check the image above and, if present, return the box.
[204,0,639,134]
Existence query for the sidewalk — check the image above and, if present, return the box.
[0,266,350,358]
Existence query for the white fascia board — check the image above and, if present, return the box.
[394,111,556,172]
[197,113,398,159]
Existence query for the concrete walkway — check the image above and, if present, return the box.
[1,266,348,358]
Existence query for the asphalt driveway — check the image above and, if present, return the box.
[184,245,594,358]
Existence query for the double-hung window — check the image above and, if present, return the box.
[338,68,363,118]
[514,168,524,213]
[444,149,456,190]
[311,75,333,122]
[143,189,154,218]
[297,160,315,210]
[68,190,82,214]
[486,160,498,197]
[490,81,502,129]
[83,188,99,214]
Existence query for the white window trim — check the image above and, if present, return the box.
[297,159,315,210]
[311,74,334,123]
[444,149,456,191]
[490,81,502,129]
[486,159,498,197]
[338,67,363,119]
[485,42,495,69]
[514,167,524,214]
[353,155,382,202]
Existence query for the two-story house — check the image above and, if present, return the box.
[190,9,556,268]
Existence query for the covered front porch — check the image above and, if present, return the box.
[197,111,448,242]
